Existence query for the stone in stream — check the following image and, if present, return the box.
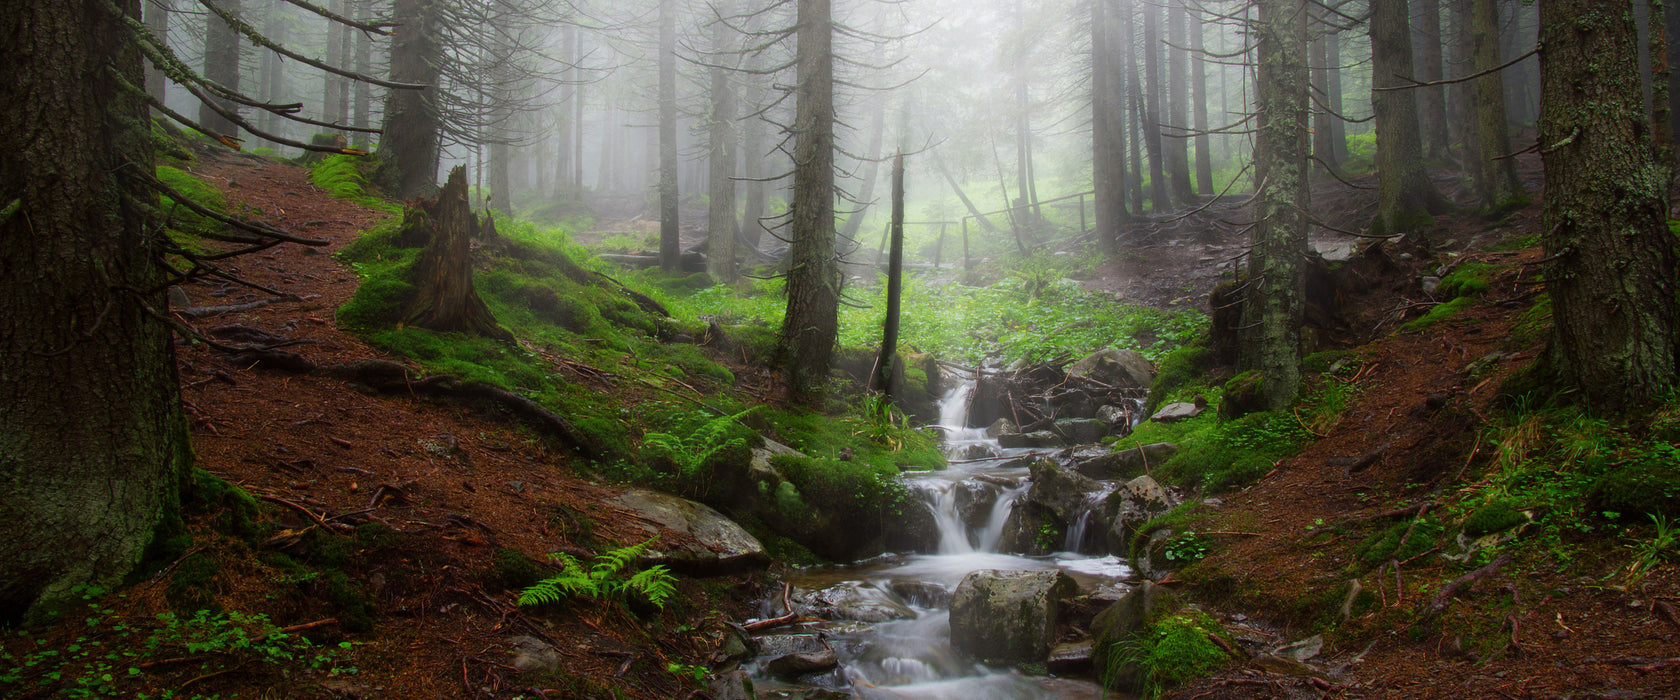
[1054,418,1110,445]
[1101,475,1179,557]
[883,496,941,555]
[953,480,999,530]
[1047,389,1096,418]
[948,569,1079,665]
[1047,639,1094,674]
[1149,402,1204,423]
[1073,443,1179,481]
[998,430,1063,449]
[1094,403,1133,429]
[889,579,952,608]
[794,582,916,623]
[985,417,1018,438]
[1066,348,1156,389]
[707,669,755,700]
[764,649,839,678]
[609,490,770,576]
[1090,581,1182,690]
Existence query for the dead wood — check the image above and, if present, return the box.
[1427,552,1513,616]
[179,296,300,318]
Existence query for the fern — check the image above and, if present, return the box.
[642,407,762,476]
[516,538,677,609]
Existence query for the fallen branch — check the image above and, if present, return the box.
[741,583,798,632]
[1427,552,1513,615]
[176,295,299,318]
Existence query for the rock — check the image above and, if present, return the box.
[1047,640,1094,674]
[953,481,1000,530]
[949,569,1079,665]
[1250,653,1330,679]
[719,626,754,661]
[752,633,826,658]
[1066,348,1156,389]
[883,497,940,554]
[1090,582,1182,689]
[1421,275,1442,295]
[1219,371,1266,420]
[167,286,191,308]
[890,580,951,608]
[1048,389,1096,418]
[507,635,560,674]
[999,430,1063,449]
[765,649,839,678]
[1102,475,1178,557]
[1094,404,1133,429]
[749,438,805,483]
[1026,459,1107,523]
[986,418,1018,438]
[1073,443,1178,481]
[609,490,770,575]
[1149,402,1204,423]
[707,669,755,700]
[796,582,916,622]
[955,442,1000,461]
[969,375,1006,428]
[1274,634,1323,662]
[1055,419,1110,445]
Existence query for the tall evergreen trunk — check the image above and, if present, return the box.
[1094,0,1130,253]
[144,0,171,108]
[1468,0,1525,209]
[323,0,344,125]
[258,4,284,144]
[706,0,739,284]
[1166,0,1195,199]
[1242,0,1311,412]
[874,154,905,398]
[1190,10,1214,193]
[1141,1,1171,209]
[1370,0,1451,235]
[1311,32,1337,174]
[353,2,372,133]
[572,34,585,193]
[1538,0,1678,412]
[1668,0,1680,153]
[658,0,680,271]
[741,97,768,250]
[1414,0,1452,160]
[780,0,840,406]
[376,0,444,198]
[1,0,191,622]
[555,26,575,198]
[1327,26,1349,165]
[1122,0,1146,212]
[839,109,887,244]
[1447,0,1477,161]
[199,0,242,136]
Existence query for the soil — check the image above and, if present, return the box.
[10,142,1674,699]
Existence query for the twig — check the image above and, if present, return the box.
[1427,552,1513,615]
[742,583,798,632]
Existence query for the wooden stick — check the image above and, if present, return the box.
[1427,552,1512,615]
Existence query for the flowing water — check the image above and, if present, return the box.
[745,380,1131,699]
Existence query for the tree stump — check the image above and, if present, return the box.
[403,166,512,341]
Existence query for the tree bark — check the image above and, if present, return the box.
[659,0,680,272]
[1142,0,1172,209]
[706,0,739,284]
[1191,7,1214,193]
[1,0,191,622]
[353,1,372,133]
[1242,0,1311,411]
[1415,0,1452,160]
[1094,0,1130,253]
[1327,26,1349,166]
[1121,0,1146,212]
[875,154,905,398]
[1447,0,1478,163]
[404,167,513,341]
[323,0,344,126]
[1311,31,1337,175]
[1539,0,1678,412]
[144,0,171,108]
[780,0,841,405]
[1467,0,1526,210]
[1370,0,1451,236]
[199,0,242,136]
[839,108,887,246]
[1167,0,1196,199]
[376,0,444,198]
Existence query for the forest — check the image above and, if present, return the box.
[2,0,1678,698]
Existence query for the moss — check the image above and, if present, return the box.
[1438,262,1496,300]
[1590,457,1680,521]
[1217,370,1265,420]
[1402,296,1475,331]
[1100,608,1232,697]
[1146,338,1213,414]
[1356,515,1444,566]
[1462,500,1529,538]
[1155,412,1307,493]
[1302,349,1357,375]
[491,548,546,591]
[165,552,222,612]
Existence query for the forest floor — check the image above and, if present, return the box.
[9,143,1675,699]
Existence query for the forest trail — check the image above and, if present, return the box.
[160,148,759,698]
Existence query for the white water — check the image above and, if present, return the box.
[748,380,1130,699]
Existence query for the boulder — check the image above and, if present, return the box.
[890,580,952,608]
[995,502,1056,555]
[1067,348,1156,389]
[1026,459,1107,523]
[707,669,755,700]
[1047,389,1096,419]
[765,649,839,678]
[949,569,1079,665]
[610,490,770,575]
[954,480,1001,530]
[999,430,1063,449]
[1149,402,1204,423]
[1094,404,1133,429]
[986,418,1018,438]
[1047,640,1094,675]
[1101,475,1178,557]
[955,442,1001,461]
[795,582,916,623]
[1054,419,1110,445]
[1073,443,1178,481]
[883,497,941,554]
[507,636,560,674]
[969,375,1006,428]
[1090,582,1180,690]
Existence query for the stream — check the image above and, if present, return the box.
[743,381,1132,699]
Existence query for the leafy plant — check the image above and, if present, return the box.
[518,539,677,610]
[642,407,763,477]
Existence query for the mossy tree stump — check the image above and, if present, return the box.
[402,166,512,341]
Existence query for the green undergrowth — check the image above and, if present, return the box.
[155,165,229,254]
[1402,296,1475,331]
[1098,607,1233,698]
[307,154,399,213]
[1113,410,1308,494]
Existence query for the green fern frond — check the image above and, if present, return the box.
[623,565,677,609]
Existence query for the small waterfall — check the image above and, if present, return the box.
[1062,485,1116,553]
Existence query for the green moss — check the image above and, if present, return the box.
[1100,608,1232,697]
[1355,515,1444,566]
[1402,296,1475,331]
[1217,370,1265,420]
[309,154,398,213]
[1590,453,1680,521]
[1302,350,1357,375]
[1146,338,1213,414]
[1438,263,1496,300]
[1155,412,1307,493]
[1462,500,1528,538]
[491,548,546,591]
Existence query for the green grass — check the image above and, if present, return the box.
[1402,296,1475,331]
[308,154,399,213]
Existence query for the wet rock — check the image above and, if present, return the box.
[1101,475,1178,557]
[752,633,826,658]
[995,502,1056,555]
[1047,640,1094,675]
[1066,348,1156,389]
[949,569,1079,665]
[969,375,1006,428]
[1073,443,1178,481]
[610,490,770,575]
[1055,419,1109,445]
[507,636,560,674]
[986,418,1018,438]
[953,481,1000,530]
[954,442,1000,461]
[883,497,940,554]
[1274,634,1323,662]
[998,430,1063,449]
[1090,582,1181,689]
[890,580,951,608]
[1094,404,1133,429]
[796,582,916,622]
[1048,389,1096,418]
[707,669,755,700]
[1149,402,1204,423]
[765,649,839,678]
[1026,459,1106,523]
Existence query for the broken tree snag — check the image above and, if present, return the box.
[403,166,512,341]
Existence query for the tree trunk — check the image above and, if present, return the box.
[1094,0,1130,253]
[353,1,372,133]
[706,0,739,284]
[741,102,768,250]
[1,0,191,622]
[1468,0,1525,210]
[1447,0,1477,163]
[1327,26,1349,166]
[935,153,1002,234]
[323,0,343,126]
[1370,0,1451,236]
[404,167,512,340]
[659,0,680,272]
[1415,0,1452,160]
[839,108,887,244]
[1191,8,1214,193]
[144,0,171,108]
[1538,0,1678,412]
[1141,0,1172,209]
[875,154,905,398]
[1669,0,1680,155]
[1311,32,1337,175]
[1241,0,1311,411]
[199,0,242,136]
[376,0,444,199]
[1166,0,1195,199]
[1122,0,1146,212]
[780,0,840,406]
